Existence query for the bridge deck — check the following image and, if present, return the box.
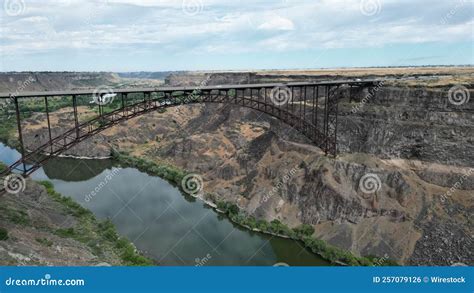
[0,78,390,192]
[0,79,382,98]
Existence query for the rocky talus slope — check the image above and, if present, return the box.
[19,82,473,265]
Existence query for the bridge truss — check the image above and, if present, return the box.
[0,80,380,180]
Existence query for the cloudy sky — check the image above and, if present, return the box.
[0,0,472,71]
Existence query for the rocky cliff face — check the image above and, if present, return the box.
[17,71,474,266]
[0,72,121,92]
[337,86,474,167]
[164,67,474,87]
[0,72,165,93]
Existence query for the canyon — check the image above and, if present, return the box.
[1,68,473,265]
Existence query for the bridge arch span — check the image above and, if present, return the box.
[0,80,380,179]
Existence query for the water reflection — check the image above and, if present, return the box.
[43,156,114,181]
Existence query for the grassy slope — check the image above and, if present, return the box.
[0,158,152,265]
[37,180,153,266]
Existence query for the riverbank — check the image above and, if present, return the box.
[0,113,395,266]
[0,142,330,266]
[1,103,374,265]
[0,161,153,266]
[111,149,397,266]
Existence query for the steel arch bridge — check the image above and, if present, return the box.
[0,79,380,180]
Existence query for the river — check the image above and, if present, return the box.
[0,143,329,266]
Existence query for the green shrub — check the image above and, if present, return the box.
[270,219,293,235]
[257,220,270,231]
[0,227,8,240]
[228,204,239,216]
[9,210,30,225]
[112,150,185,187]
[243,216,257,229]
[120,244,153,266]
[0,116,16,144]
[39,180,54,191]
[35,237,53,247]
[293,224,315,237]
[98,220,119,242]
[98,219,152,266]
[38,181,92,218]
[55,227,76,238]
[0,162,6,173]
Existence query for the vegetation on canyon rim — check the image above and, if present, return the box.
[0,115,16,147]
[0,97,76,147]
[0,92,173,148]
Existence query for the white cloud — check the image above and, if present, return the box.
[0,0,472,57]
[258,14,295,31]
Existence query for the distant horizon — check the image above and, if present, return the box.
[1,64,473,74]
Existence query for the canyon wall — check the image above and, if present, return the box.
[14,70,474,265]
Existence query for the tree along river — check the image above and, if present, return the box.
[0,143,329,266]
